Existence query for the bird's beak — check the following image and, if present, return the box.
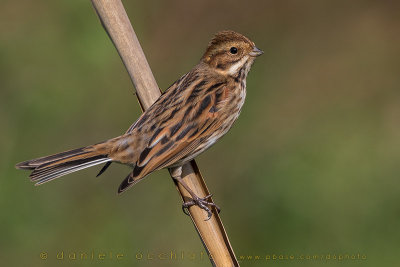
[249,46,264,57]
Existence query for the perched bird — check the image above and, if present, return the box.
[16,30,263,219]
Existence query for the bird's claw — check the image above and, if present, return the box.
[181,194,221,221]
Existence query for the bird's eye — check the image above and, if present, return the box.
[230,47,238,54]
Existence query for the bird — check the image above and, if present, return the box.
[15,30,263,219]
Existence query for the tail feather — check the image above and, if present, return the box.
[16,146,112,185]
[32,157,111,185]
[15,147,89,170]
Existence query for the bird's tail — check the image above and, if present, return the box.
[16,143,112,185]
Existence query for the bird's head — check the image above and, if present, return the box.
[202,30,263,77]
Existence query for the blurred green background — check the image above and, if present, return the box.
[1,0,399,266]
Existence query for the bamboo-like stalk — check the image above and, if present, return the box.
[90,1,239,266]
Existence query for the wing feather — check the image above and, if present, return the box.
[117,76,228,192]
[134,88,225,177]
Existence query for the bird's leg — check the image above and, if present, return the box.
[170,166,220,221]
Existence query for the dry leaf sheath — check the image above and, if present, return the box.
[16,30,263,219]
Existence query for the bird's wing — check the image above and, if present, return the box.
[117,81,229,193]
[96,74,188,177]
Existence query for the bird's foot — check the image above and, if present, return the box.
[182,194,221,221]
